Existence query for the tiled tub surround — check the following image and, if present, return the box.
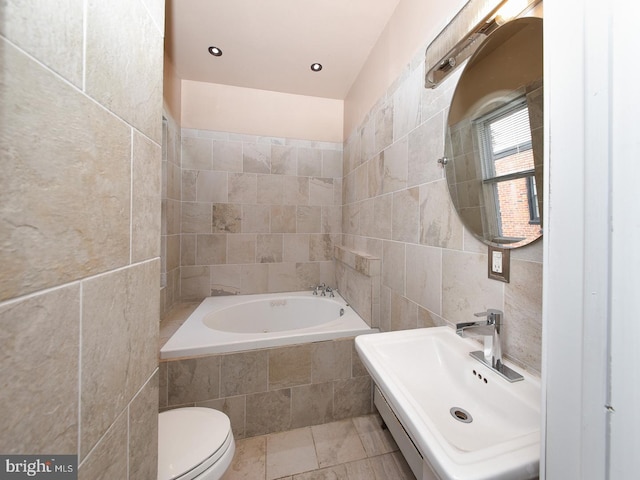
[179,129,343,299]
[340,52,543,374]
[159,305,374,440]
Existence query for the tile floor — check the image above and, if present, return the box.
[221,413,415,480]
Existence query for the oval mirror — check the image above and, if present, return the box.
[443,16,543,248]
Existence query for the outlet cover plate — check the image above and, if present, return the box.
[488,245,510,282]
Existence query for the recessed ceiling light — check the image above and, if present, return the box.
[310,63,323,72]
[208,46,223,57]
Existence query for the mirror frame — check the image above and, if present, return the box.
[443,16,543,249]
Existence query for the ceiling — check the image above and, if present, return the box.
[165,0,402,100]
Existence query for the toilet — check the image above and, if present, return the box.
[158,407,235,480]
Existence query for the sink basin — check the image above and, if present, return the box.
[355,326,540,480]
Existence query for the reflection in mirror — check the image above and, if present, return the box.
[444,17,543,248]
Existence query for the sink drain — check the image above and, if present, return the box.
[450,407,473,423]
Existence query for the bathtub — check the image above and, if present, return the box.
[160,291,376,359]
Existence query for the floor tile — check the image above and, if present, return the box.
[368,451,414,480]
[352,414,398,457]
[311,419,367,468]
[222,435,266,480]
[267,427,319,479]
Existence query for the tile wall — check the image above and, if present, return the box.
[161,111,182,318]
[178,129,343,299]
[0,0,164,477]
[159,338,373,439]
[341,55,543,374]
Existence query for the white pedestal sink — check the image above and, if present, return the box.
[355,327,540,480]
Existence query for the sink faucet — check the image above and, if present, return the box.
[456,309,523,382]
[456,309,503,368]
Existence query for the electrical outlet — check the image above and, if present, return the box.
[488,245,510,282]
[492,251,503,274]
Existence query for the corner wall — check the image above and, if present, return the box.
[0,0,164,476]
[340,4,544,374]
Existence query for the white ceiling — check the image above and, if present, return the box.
[165,0,402,100]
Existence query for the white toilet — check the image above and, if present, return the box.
[158,407,235,480]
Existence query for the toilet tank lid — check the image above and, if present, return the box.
[158,407,231,480]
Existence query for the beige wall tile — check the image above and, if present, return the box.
[382,137,408,194]
[228,234,257,264]
[182,170,198,201]
[297,206,322,233]
[241,264,269,293]
[129,372,159,480]
[295,262,320,290]
[419,180,464,249]
[375,100,394,154]
[269,345,312,389]
[284,176,309,205]
[78,411,128,480]
[168,356,220,405]
[213,140,243,172]
[243,143,271,174]
[322,150,343,178]
[182,202,212,234]
[333,377,373,420]
[132,130,162,262]
[298,148,322,176]
[1,41,131,301]
[0,285,79,454]
[392,187,420,243]
[81,260,159,458]
[309,234,333,262]
[382,241,405,293]
[408,112,445,187]
[211,265,242,296]
[197,171,228,203]
[271,145,298,175]
[213,203,242,233]
[181,265,211,300]
[221,351,268,397]
[86,0,163,142]
[390,292,418,331]
[257,234,283,263]
[310,177,335,205]
[257,175,285,204]
[271,205,297,233]
[312,340,351,383]
[442,250,503,324]
[196,234,227,265]
[504,260,543,372]
[267,262,298,293]
[246,389,291,437]
[291,383,334,428]
[229,173,258,204]
[405,244,441,314]
[242,205,271,233]
[182,137,213,170]
[0,0,84,87]
[181,235,196,266]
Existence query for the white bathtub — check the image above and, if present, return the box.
[160,291,376,359]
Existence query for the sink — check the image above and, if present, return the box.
[355,326,540,480]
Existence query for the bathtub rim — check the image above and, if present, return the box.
[159,291,377,360]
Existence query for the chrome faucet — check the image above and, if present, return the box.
[456,309,523,382]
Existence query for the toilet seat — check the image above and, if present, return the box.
[158,407,234,480]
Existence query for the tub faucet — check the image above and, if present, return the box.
[456,309,523,382]
[311,283,326,295]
